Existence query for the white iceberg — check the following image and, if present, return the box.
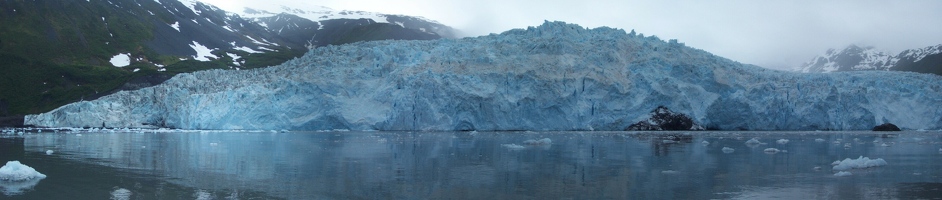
[501,144,525,150]
[721,147,735,153]
[745,138,763,145]
[776,139,789,144]
[0,161,46,196]
[763,148,780,154]
[834,171,852,177]
[832,156,887,171]
[0,161,46,182]
[523,138,552,145]
[45,150,53,155]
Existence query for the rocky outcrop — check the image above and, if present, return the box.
[873,123,901,131]
[626,106,704,131]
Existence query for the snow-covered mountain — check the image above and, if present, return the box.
[237,5,457,39]
[797,44,942,75]
[25,21,942,131]
[797,45,897,73]
[0,0,456,122]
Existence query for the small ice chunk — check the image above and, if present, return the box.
[776,139,789,144]
[45,150,53,155]
[844,143,852,148]
[661,170,680,174]
[881,143,890,147]
[111,188,132,200]
[701,140,710,145]
[721,147,735,153]
[662,140,677,144]
[523,138,552,145]
[501,144,525,150]
[763,148,780,154]
[76,134,82,137]
[813,166,822,171]
[209,142,218,146]
[745,138,762,145]
[0,161,47,182]
[834,171,852,177]
[832,156,888,171]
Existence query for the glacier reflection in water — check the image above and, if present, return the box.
[2,131,942,199]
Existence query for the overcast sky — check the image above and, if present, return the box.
[200,0,942,70]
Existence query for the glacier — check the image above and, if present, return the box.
[24,21,942,131]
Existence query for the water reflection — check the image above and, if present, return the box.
[0,131,939,199]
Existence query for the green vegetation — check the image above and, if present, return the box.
[0,1,306,116]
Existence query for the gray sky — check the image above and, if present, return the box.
[200,0,942,70]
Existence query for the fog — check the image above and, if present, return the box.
[199,0,942,70]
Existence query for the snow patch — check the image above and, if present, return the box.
[189,41,218,61]
[233,46,262,54]
[109,53,131,67]
[170,21,180,32]
[831,156,887,171]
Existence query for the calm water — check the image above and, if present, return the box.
[1,130,941,199]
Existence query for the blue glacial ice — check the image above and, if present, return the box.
[24,21,942,131]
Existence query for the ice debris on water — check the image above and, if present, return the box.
[662,140,677,144]
[523,138,552,146]
[776,139,789,144]
[501,144,525,150]
[701,140,710,145]
[834,171,852,177]
[111,188,132,200]
[763,148,781,154]
[721,147,735,153]
[45,150,53,155]
[745,138,763,145]
[815,138,826,142]
[881,143,890,147]
[0,161,46,182]
[832,156,888,171]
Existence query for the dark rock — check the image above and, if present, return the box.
[0,115,25,128]
[873,123,901,131]
[626,106,704,131]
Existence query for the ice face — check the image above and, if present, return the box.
[24,21,942,131]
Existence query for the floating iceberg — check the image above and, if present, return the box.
[0,161,46,182]
[832,156,887,171]
[501,144,525,150]
[763,148,780,154]
[721,147,735,153]
[24,21,942,131]
[776,139,789,144]
[0,161,46,196]
[815,138,826,142]
[834,171,852,177]
[745,138,763,145]
[523,138,552,146]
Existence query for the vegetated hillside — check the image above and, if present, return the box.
[0,0,453,125]
[26,21,942,131]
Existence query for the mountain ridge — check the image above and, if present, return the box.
[797,44,942,75]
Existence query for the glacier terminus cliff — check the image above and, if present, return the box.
[25,21,942,131]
